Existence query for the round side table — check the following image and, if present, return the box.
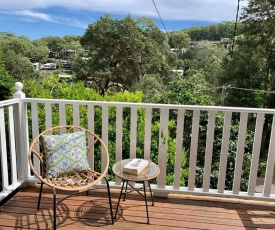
[112,159,160,224]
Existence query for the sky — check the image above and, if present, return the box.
[0,0,248,40]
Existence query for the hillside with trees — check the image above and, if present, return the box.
[183,21,242,41]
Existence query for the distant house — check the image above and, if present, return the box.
[61,60,72,68]
[209,41,221,46]
[32,62,40,70]
[43,63,56,70]
[170,48,186,54]
[170,69,184,76]
[58,74,72,80]
[221,38,230,42]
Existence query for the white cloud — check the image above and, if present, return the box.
[0,0,248,22]
[0,9,88,28]
[54,16,88,29]
[14,10,52,21]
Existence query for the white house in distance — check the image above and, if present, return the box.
[32,62,40,70]
[170,69,184,76]
[43,63,57,70]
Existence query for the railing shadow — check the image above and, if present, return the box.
[4,196,70,229]
[154,195,275,230]
[4,194,116,229]
[74,199,116,226]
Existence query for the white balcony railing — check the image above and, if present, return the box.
[1,83,275,201]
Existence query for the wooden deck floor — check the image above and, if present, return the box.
[1,186,275,230]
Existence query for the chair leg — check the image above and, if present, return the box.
[37,182,44,210]
[53,188,57,230]
[104,177,114,224]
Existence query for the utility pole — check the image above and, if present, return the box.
[221,85,227,106]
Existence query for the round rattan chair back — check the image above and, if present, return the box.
[28,125,109,192]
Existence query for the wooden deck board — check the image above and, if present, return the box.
[1,186,275,229]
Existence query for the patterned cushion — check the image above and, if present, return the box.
[42,130,90,178]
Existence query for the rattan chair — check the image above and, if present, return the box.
[28,125,114,229]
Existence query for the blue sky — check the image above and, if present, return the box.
[0,0,247,40]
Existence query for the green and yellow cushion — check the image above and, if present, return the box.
[42,130,90,178]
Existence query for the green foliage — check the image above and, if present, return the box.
[0,47,14,100]
[154,75,213,106]
[183,41,228,71]
[74,14,170,96]
[169,31,191,49]
[2,10,273,190]
[39,36,67,55]
[208,116,254,191]
[237,0,275,109]
[0,33,44,82]
[184,21,242,41]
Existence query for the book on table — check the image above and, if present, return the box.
[123,158,149,175]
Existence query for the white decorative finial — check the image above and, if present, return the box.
[13,82,25,99]
[15,82,23,91]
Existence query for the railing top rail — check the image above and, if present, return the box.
[23,98,275,114]
[0,98,20,108]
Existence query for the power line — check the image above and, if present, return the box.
[201,86,275,94]
[151,0,169,35]
[229,86,275,94]
[231,0,241,58]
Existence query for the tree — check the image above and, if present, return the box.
[0,47,14,100]
[229,0,275,160]
[240,0,275,109]
[31,39,49,64]
[39,36,67,58]
[169,31,190,49]
[184,21,241,41]
[0,33,41,81]
[74,15,171,96]
[219,41,265,108]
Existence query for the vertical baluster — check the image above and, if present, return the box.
[87,104,95,170]
[130,107,137,159]
[0,108,8,191]
[59,103,66,126]
[115,106,123,185]
[188,110,200,191]
[102,105,109,175]
[233,112,248,194]
[157,108,169,189]
[31,102,40,176]
[218,111,232,193]
[173,109,185,190]
[203,110,216,192]
[263,114,275,197]
[248,113,265,195]
[8,105,18,187]
[73,104,80,126]
[144,108,152,161]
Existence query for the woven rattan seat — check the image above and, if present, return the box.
[28,125,114,229]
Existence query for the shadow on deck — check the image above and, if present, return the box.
[1,185,275,229]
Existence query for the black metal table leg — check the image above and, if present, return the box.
[123,181,128,201]
[143,181,150,224]
[53,188,57,230]
[148,180,154,206]
[114,180,125,220]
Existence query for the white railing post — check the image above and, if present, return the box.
[13,82,28,182]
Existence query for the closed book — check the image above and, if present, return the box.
[123,158,149,175]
